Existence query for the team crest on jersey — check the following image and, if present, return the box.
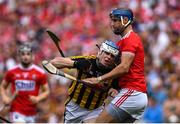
[15,80,35,91]
[15,74,21,78]
[32,74,36,80]
[22,72,29,78]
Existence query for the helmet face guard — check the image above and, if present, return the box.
[96,40,120,70]
[18,43,32,54]
[100,40,119,56]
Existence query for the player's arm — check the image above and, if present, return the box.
[37,83,50,101]
[49,56,91,70]
[100,52,134,81]
[83,52,134,84]
[29,83,50,104]
[50,57,74,68]
[0,80,12,105]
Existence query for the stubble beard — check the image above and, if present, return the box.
[113,27,125,36]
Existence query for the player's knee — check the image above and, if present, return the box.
[95,110,116,123]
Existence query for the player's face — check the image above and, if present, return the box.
[110,16,124,35]
[19,51,33,67]
[98,51,116,68]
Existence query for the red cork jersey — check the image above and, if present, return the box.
[117,31,147,93]
[4,64,47,116]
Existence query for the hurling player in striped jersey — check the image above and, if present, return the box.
[46,40,120,123]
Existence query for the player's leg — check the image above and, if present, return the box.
[123,114,137,123]
[64,100,89,123]
[95,89,148,123]
[95,103,135,123]
[95,108,117,122]
[83,105,104,123]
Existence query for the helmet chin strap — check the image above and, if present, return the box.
[121,16,131,27]
[114,16,131,35]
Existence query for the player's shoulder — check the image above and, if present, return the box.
[130,31,141,41]
[31,64,46,74]
[122,31,141,44]
[70,55,96,59]
[7,65,20,72]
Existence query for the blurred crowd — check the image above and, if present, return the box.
[0,0,180,123]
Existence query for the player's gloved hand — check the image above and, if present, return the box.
[73,59,91,70]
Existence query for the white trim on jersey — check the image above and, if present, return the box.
[13,64,45,74]
[31,64,46,74]
[120,30,133,40]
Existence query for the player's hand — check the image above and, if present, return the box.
[82,77,99,85]
[2,97,12,105]
[2,91,18,105]
[108,88,118,97]
[29,96,39,104]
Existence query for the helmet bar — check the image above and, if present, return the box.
[100,41,119,56]
[120,16,131,27]
[19,44,32,53]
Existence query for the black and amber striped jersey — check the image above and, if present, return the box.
[65,55,117,110]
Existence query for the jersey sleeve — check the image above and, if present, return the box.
[121,38,138,53]
[70,55,95,71]
[4,70,13,84]
[40,73,48,85]
[70,55,96,61]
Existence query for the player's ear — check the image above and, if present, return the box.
[97,50,103,58]
[124,17,129,23]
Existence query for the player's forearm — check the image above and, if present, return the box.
[37,90,50,102]
[0,81,9,102]
[0,88,8,101]
[50,57,74,68]
[0,87,12,104]
[101,64,129,81]
[37,84,50,102]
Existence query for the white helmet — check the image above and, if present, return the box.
[18,43,32,53]
[100,40,119,56]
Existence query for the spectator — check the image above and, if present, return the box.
[143,95,164,123]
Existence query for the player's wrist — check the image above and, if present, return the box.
[97,76,102,82]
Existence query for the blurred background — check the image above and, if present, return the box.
[0,0,180,123]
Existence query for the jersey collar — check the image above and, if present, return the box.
[121,30,133,40]
[19,64,34,70]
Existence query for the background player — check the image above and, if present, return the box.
[0,43,50,123]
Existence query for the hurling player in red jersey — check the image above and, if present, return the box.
[0,43,50,123]
[83,8,148,123]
